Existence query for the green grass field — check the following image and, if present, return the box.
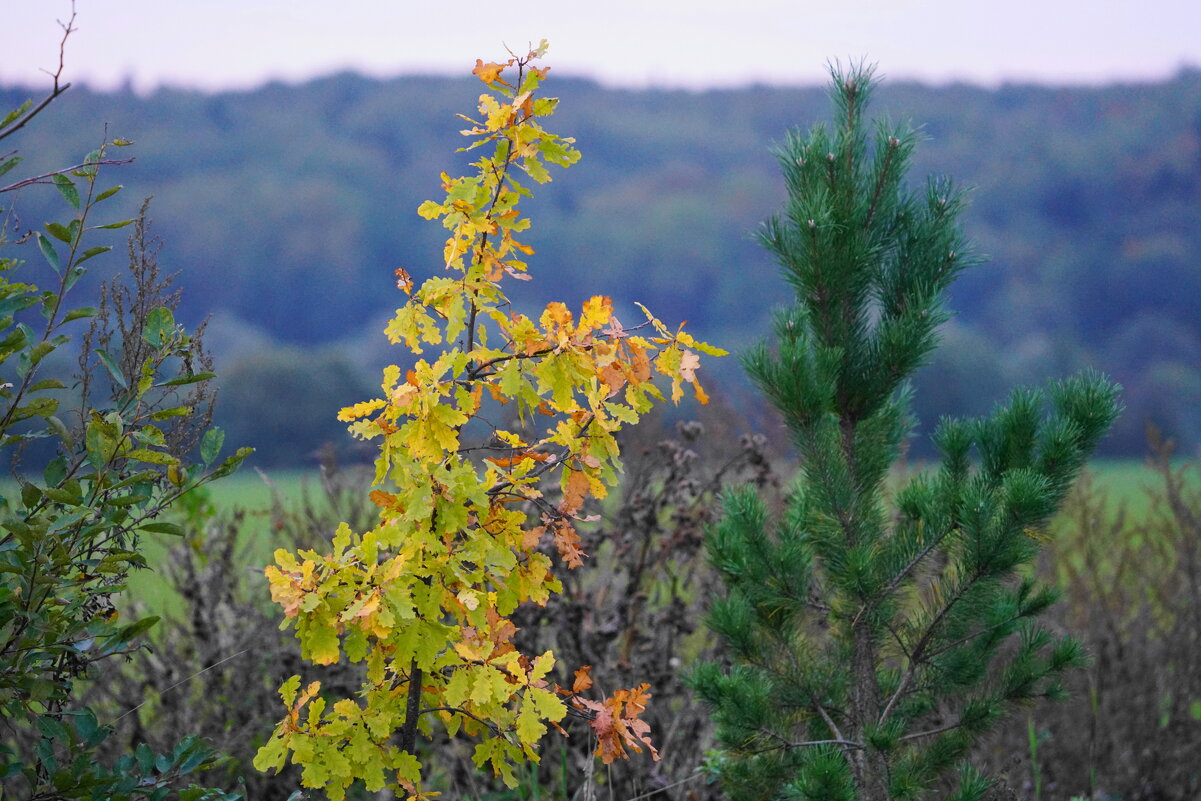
[120,468,336,620]
[7,457,1196,622]
[1083,457,1197,518]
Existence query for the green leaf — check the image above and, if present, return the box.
[176,742,212,775]
[75,246,111,267]
[125,448,180,467]
[278,675,301,708]
[29,377,66,391]
[253,736,288,774]
[116,616,160,646]
[139,521,184,536]
[43,455,67,486]
[45,222,74,243]
[105,492,150,507]
[135,424,167,447]
[141,306,175,348]
[20,482,41,509]
[211,447,253,479]
[52,174,80,210]
[85,416,122,470]
[135,742,155,773]
[63,306,97,323]
[47,415,74,449]
[94,348,128,390]
[0,99,33,130]
[0,155,20,179]
[7,396,58,423]
[71,708,105,747]
[36,715,69,742]
[43,486,83,506]
[95,219,136,230]
[95,184,123,202]
[36,233,61,274]
[158,371,215,388]
[150,406,192,420]
[200,427,224,465]
[27,339,56,367]
[63,266,87,291]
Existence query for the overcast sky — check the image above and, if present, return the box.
[3,1,1200,93]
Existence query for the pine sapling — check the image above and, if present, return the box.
[690,63,1121,801]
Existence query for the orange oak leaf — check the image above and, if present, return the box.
[569,683,659,764]
[522,525,546,550]
[551,518,586,569]
[472,58,512,87]
[487,450,551,468]
[369,489,405,516]
[627,341,652,383]
[560,469,591,516]
[395,267,414,295]
[599,362,628,397]
[571,665,593,693]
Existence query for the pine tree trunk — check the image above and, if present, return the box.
[851,625,889,801]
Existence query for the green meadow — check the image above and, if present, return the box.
[128,453,1193,656]
[12,457,1193,623]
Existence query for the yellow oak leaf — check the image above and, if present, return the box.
[337,398,386,423]
[578,295,612,333]
[265,565,305,618]
[540,302,573,341]
[515,698,546,745]
[390,382,417,409]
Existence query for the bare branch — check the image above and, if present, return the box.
[419,705,501,735]
[898,720,962,742]
[0,1,78,143]
[0,158,134,195]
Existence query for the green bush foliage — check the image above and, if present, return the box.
[0,49,249,799]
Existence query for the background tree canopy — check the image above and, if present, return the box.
[3,69,1198,463]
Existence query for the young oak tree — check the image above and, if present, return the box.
[254,42,722,801]
[690,64,1121,801]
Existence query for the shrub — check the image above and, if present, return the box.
[0,20,248,798]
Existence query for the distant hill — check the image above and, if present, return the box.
[4,70,1199,462]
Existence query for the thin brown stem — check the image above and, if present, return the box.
[398,661,423,754]
[0,2,77,143]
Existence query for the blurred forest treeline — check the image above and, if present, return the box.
[3,69,1199,465]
